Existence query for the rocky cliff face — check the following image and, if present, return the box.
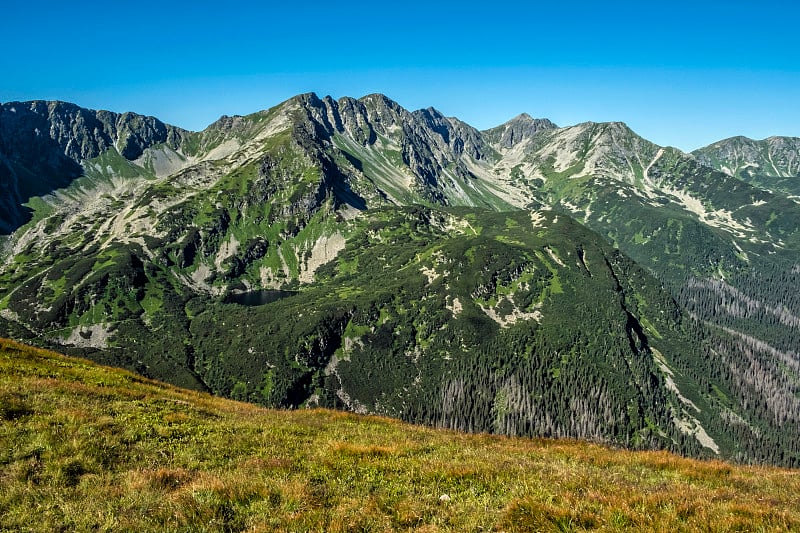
[296,92,492,160]
[482,113,558,148]
[283,93,512,206]
[0,101,186,233]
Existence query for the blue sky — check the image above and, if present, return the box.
[2,0,798,151]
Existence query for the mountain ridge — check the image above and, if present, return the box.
[692,135,800,198]
[0,100,190,233]
[1,93,799,466]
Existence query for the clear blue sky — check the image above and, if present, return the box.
[2,0,798,151]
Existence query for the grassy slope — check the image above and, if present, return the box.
[1,339,798,532]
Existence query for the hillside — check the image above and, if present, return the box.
[1,338,798,532]
[693,136,800,198]
[1,202,733,456]
[1,94,799,466]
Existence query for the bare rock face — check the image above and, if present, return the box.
[0,101,186,233]
[482,113,557,149]
[288,93,502,204]
[1,101,184,162]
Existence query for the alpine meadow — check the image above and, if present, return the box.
[2,338,799,531]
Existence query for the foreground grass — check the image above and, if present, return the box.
[0,339,798,532]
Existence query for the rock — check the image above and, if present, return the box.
[484,113,558,148]
[0,101,187,233]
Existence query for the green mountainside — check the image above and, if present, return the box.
[3,339,799,531]
[693,135,800,198]
[1,94,799,466]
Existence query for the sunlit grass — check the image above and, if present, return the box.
[1,338,798,531]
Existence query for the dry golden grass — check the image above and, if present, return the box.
[1,338,798,531]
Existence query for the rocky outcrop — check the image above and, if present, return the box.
[482,113,557,149]
[288,92,506,205]
[0,101,185,164]
[0,101,187,233]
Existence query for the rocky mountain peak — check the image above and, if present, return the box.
[289,92,325,109]
[206,113,249,133]
[0,101,187,233]
[357,93,404,112]
[483,113,557,149]
[0,100,183,163]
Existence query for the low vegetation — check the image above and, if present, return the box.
[4,95,800,469]
[1,338,798,532]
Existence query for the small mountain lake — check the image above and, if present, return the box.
[224,290,299,306]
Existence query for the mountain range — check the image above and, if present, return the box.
[1,93,798,466]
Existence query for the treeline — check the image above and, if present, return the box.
[678,260,800,354]
[5,203,799,467]
[181,214,717,460]
[661,314,800,467]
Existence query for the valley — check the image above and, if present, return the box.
[1,94,799,466]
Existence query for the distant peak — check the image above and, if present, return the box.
[692,135,757,153]
[570,120,639,138]
[356,93,406,113]
[358,93,395,104]
[496,115,557,134]
[413,107,447,121]
[606,121,638,135]
[485,114,557,148]
[510,112,535,122]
